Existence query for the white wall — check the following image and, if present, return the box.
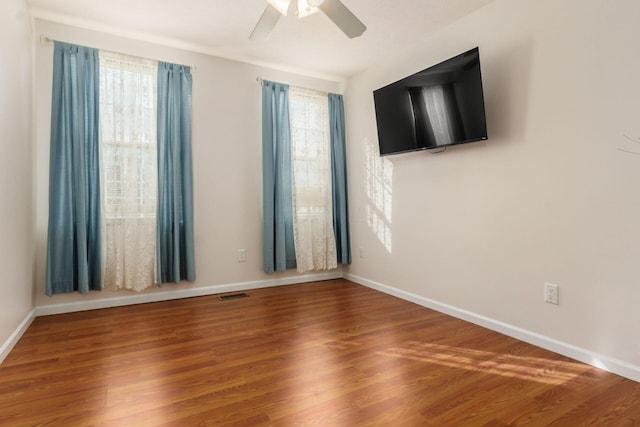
[34,20,342,313]
[0,0,35,360]
[344,0,640,375]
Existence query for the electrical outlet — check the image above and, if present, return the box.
[359,246,364,258]
[238,249,246,262]
[544,283,559,305]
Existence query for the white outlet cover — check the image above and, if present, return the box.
[544,283,559,305]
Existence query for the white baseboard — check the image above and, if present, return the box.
[35,271,342,317]
[344,272,640,384]
[0,309,36,364]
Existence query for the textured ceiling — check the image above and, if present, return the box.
[29,0,495,80]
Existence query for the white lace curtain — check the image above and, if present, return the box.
[99,51,158,292]
[289,86,337,272]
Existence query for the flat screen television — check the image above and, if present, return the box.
[373,47,488,156]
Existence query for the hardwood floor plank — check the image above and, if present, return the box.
[0,279,638,426]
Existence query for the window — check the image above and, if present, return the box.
[289,86,337,272]
[99,51,158,291]
[262,80,350,274]
[46,41,195,295]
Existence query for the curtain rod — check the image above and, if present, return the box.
[257,76,341,96]
[40,35,54,46]
[39,34,197,72]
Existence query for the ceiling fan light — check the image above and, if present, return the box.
[266,0,291,16]
[296,0,320,18]
[307,0,324,6]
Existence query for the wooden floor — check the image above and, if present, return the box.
[1,279,639,426]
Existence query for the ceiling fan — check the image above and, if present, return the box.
[250,0,366,41]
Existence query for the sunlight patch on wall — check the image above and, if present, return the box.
[365,139,393,253]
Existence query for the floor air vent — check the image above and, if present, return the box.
[218,292,249,301]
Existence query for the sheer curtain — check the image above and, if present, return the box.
[289,86,337,272]
[46,42,101,296]
[99,51,158,292]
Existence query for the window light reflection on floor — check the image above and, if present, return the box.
[379,341,591,385]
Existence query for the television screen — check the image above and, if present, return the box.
[373,47,488,156]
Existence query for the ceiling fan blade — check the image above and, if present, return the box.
[250,4,282,41]
[318,0,366,38]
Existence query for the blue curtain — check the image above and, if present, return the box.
[46,42,102,296]
[328,93,351,264]
[156,62,196,284]
[262,80,296,272]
